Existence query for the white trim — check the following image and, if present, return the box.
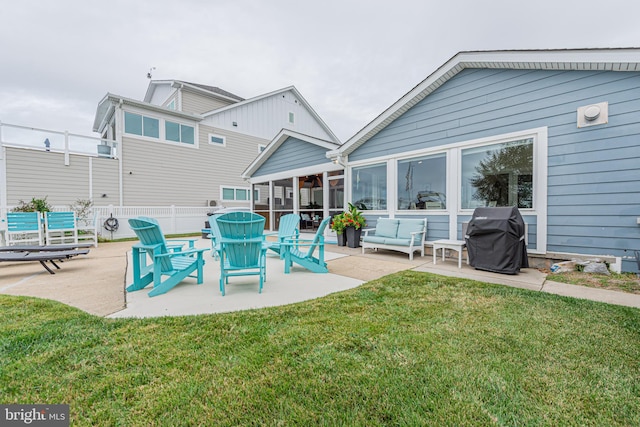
[338,48,640,156]
[447,149,458,239]
[455,127,546,214]
[203,86,340,144]
[247,162,343,185]
[344,127,548,254]
[122,108,199,149]
[242,129,340,179]
[220,185,251,202]
[208,133,226,147]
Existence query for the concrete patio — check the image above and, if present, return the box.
[1,236,639,318]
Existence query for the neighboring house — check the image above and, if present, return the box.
[91,80,339,207]
[244,48,640,273]
[0,80,338,239]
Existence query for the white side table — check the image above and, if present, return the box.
[432,239,468,268]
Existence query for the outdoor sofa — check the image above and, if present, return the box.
[361,218,427,260]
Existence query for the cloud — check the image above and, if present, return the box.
[1,0,640,141]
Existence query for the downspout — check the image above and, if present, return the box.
[0,121,7,223]
[117,99,124,206]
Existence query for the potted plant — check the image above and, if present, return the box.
[330,213,347,246]
[343,203,367,248]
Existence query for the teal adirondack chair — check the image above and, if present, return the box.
[264,213,300,257]
[44,211,78,245]
[216,212,266,295]
[6,212,44,246]
[207,218,222,260]
[282,216,331,274]
[127,217,208,297]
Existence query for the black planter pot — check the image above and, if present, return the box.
[346,226,361,248]
[336,231,347,246]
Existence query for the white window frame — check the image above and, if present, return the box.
[122,108,198,148]
[346,126,547,253]
[209,134,226,147]
[220,185,251,202]
[288,111,295,124]
[455,128,546,214]
[165,120,195,145]
[123,111,160,140]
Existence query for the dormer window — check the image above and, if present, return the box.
[166,99,176,110]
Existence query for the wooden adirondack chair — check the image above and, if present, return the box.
[44,211,79,245]
[127,217,208,297]
[6,212,44,246]
[264,213,300,257]
[282,216,331,274]
[216,212,266,295]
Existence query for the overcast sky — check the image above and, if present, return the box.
[1,0,639,142]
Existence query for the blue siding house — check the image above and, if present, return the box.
[245,49,640,273]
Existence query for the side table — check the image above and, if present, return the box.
[432,239,468,269]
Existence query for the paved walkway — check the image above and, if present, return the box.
[0,239,638,318]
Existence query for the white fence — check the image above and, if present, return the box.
[1,205,214,242]
[91,206,213,240]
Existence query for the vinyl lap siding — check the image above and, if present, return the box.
[121,126,266,206]
[351,68,640,269]
[253,137,330,177]
[181,91,234,115]
[91,158,120,204]
[6,148,91,205]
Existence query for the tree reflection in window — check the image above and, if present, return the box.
[464,139,533,209]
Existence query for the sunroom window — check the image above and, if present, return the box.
[124,112,159,139]
[166,121,194,145]
[397,153,446,210]
[461,138,533,209]
[351,163,387,210]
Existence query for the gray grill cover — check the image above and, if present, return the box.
[465,207,529,275]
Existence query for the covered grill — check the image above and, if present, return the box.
[465,207,529,274]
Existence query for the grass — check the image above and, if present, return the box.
[1,271,639,426]
[548,271,640,294]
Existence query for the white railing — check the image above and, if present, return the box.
[0,121,118,159]
[1,205,214,242]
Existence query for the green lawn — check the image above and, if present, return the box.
[2,271,639,426]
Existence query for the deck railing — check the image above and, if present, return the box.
[0,121,118,160]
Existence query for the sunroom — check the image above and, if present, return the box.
[242,130,343,232]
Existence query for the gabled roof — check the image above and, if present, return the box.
[242,129,340,179]
[92,93,202,133]
[334,48,640,157]
[203,86,340,144]
[143,80,244,104]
